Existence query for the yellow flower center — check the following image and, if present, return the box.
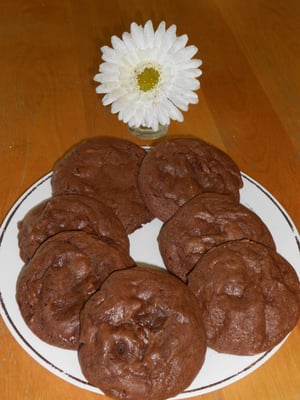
[137,67,160,92]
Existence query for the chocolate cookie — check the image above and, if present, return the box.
[188,239,300,355]
[51,137,153,233]
[16,231,135,349]
[18,194,129,263]
[158,192,275,282]
[78,266,206,400]
[138,138,243,221]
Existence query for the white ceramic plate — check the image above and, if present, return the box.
[0,172,299,398]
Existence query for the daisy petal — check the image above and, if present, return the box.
[181,58,203,69]
[176,45,199,62]
[122,32,138,55]
[169,34,188,55]
[119,100,137,123]
[157,103,171,126]
[179,68,202,78]
[169,93,190,111]
[94,72,117,84]
[102,88,126,105]
[165,99,184,121]
[99,62,119,73]
[96,83,113,94]
[94,73,102,83]
[177,77,200,90]
[154,21,166,47]
[111,95,128,113]
[101,46,119,63]
[143,20,155,48]
[161,24,177,53]
[111,35,127,54]
[131,22,145,49]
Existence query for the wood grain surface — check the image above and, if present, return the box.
[1,1,300,399]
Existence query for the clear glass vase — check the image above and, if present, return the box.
[128,124,169,140]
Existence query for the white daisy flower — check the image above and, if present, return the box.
[94,20,202,131]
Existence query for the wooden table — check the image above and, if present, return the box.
[1,1,300,399]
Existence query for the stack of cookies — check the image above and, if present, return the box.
[16,136,300,400]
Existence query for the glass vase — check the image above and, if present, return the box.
[128,124,169,140]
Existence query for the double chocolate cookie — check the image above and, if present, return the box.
[138,138,243,221]
[158,192,275,282]
[16,231,135,349]
[78,266,206,400]
[51,137,153,233]
[18,194,129,262]
[188,239,300,355]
